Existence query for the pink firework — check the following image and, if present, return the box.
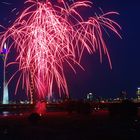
[0,0,121,100]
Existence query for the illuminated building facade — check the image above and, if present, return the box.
[136,87,140,100]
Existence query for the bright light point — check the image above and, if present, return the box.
[4,43,7,49]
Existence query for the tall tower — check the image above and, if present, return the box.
[0,42,9,104]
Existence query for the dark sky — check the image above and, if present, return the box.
[0,0,140,100]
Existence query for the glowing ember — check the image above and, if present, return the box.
[0,0,121,100]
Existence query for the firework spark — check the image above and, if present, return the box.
[0,0,121,100]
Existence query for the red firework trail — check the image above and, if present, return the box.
[0,0,121,99]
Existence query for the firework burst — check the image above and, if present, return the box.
[0,0,121,100]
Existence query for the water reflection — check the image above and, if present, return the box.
[0,111,25,116]
[2,111,10,116]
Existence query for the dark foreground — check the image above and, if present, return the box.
[0,110,140,140]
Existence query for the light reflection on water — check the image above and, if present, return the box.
[2,111,9,116]
[0,111,25,116]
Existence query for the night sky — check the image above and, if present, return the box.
[0,0,140,101]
